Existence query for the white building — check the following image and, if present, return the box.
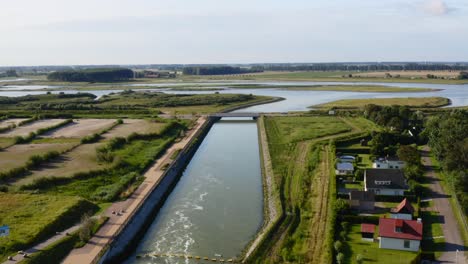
[379,218,422,252]
[336,162,354,175]
[372,157,405,169]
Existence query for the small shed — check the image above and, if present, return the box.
[361,223,375,241]
[336,162,354,175]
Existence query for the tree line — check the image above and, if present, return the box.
[182,66,263,75]
[424,110,467,214]
[47,68,133,82]
[250,63,468,72]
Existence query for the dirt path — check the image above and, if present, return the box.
[421,146,466,264]
[307,145,331,262]
[61,117,206,264]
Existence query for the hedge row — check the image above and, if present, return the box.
[14,119,73,144]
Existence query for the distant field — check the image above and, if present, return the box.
[314,97,450,108]
[0,142,76,173]
[191,71,468,84]
[355,70,460,78]
[43,119,116,138]
[0,118,28,129]
[268,116,352,143]
[283,85,435,93]
[1,119,65,137]
[0,193,96,261]
[15,142,108,186]
[102,119,166,138]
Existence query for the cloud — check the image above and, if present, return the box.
[423,0,450,15]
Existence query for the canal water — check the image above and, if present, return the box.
[128,118,263,264]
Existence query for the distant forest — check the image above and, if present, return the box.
[47,68,133,82]
[250,63,468,72]
[182,66,263,75]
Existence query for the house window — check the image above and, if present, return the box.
[395,166,399,169]
[377,165,380,168]
[404,240,410,248]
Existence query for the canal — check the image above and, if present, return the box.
[128,118,263,263]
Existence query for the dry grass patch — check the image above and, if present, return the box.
[0,118,28,129]
[14,142,110,186]
[0,143,76,173]
[102,119,166,138]
[1,119,65,137]
[355,70,460,78]
[315,97,450,109]
[43,119,116,138]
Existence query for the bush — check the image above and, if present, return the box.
[81,133,100,144]
[334,240,343,252]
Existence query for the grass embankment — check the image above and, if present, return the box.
[0,193,98,261]
[314,97,451,109]
[248,115,370,263]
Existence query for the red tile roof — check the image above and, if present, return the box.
[391,198,415,214]
[379,218,423,240]
[361,223,376,233]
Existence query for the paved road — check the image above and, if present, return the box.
[421,146,466,264]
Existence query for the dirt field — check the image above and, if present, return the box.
[0,143,76,172]
[354,70,460,78]
[0,118,28,129]
[102,119,166,138]
[43,119,116,138]
[1,119,65,137]
[14,142,109,186]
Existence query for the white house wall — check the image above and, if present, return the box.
[379,237,420,252]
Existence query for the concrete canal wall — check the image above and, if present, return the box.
[99,117,217,264]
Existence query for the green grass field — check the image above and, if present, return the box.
[268,116,352,143]
[0,193,97,261]
[0,137,15,149]
[343,224,418,264]
[315,97,450,109]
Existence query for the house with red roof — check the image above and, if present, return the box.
[390,198,415,220]
[379,218,423,251]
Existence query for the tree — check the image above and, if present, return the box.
[397,145,421,166]
[458,71,468,80]
[334,240,343,252]
[5,69,18,77]
[336,252,345,264]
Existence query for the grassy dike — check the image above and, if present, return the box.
[242,116,283,262]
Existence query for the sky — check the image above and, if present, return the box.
[1,0,468,66]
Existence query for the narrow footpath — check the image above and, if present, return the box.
[60,117,206,264]
[3,225,80,264]
[421,146,466,264]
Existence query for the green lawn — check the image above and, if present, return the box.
[0,193,97,261]
[267,116,352,144]
[344,224,418,264]
[0,137,15,149]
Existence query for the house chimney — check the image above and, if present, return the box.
[417,218,422,223]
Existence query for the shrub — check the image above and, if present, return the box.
[334,240,343,252]
[81,133,100,144]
